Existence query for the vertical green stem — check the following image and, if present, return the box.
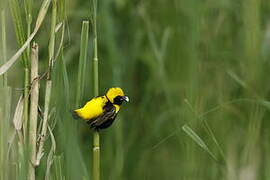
[24,68,29,139]
[26,14,32,59]
[24,0,32,145]
[93,0,99,96]
[0,9,9,176]
[1,9,7,86]
[24,0,33,59]
[92,0,100,180]
[243,0,261,86]
[93,131,100,180]
[47,0,57,79]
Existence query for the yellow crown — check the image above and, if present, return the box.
[106,87,125,103]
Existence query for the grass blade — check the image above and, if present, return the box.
[53,155,62,180]
[9,0,27,66]
[182,124,218,162]
[76,21,89,107]
[13,95,24,131]
[0,0,52,76]
[258,100,270,110]
[60,52,70,105]
[45,126,56,180]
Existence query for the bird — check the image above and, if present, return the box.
[73,87,129,130]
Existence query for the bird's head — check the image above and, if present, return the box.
[106,87,129,105]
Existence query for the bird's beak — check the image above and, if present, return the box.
[122,96,129,102]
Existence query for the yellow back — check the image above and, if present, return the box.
[74,96,107,120]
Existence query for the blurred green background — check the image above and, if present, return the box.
[1,0,270,179]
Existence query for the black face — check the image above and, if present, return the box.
[113,96,128,105]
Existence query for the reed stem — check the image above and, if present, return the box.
[1,9,7,86]
[28,43,39,180]
[92,0,100,179]
[36,0,57,166]
[93,131,100,180]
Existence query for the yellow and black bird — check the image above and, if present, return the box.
[73,87,129,130]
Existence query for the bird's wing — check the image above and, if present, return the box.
[74,96,107,120]
[89,103,117,127]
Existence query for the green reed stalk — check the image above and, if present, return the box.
[92,0,99,179]
[2,87,12,179]
[24,0,33,138]
[93,131,100,180]
[0,8,10,176]
[1,9,7,86]
[0,7,5,180]
[24,0,33,60]
[35,0,57,167]
[24,68,29,141]
[76,21,89,107]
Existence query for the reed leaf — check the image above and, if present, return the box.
[182,124,218,162]
[0,0,52,76]
[45,126,56,180]
[13,95,24,131]
[9,0,28,66]
[76,21,89,107]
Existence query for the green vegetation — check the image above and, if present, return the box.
[91,0,100,179]
[0,0,270,179]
